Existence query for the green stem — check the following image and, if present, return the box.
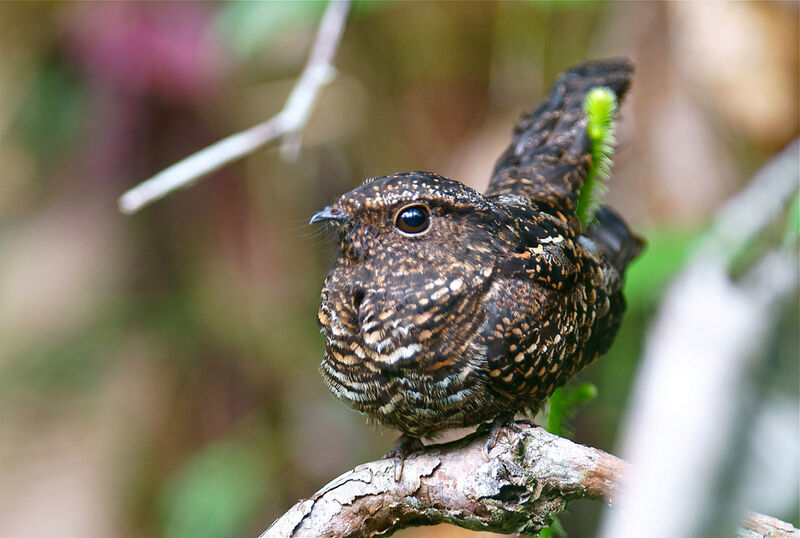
[577,86,617,227]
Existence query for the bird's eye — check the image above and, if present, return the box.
[394,204,430,235]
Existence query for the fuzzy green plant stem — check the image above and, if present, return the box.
[577,86,618,227]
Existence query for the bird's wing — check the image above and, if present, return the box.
[483,246,619,406]
[480,200,625,405]
[486,58,633,209]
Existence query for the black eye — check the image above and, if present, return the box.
[394,204,430,234]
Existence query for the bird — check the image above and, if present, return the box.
[310,58,643,468]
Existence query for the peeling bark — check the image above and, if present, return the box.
[261,424,798,537]
[264,425,623,537]
[738,512,800,538]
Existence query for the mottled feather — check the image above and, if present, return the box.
[488,58,634,219]
[312,59,642,440]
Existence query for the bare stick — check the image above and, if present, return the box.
[118,0,352,214]
[260,424,797,537]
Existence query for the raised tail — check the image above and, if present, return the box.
[487,58,633,206]
[584,205,644,274]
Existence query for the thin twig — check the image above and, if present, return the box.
[118,0,352,214]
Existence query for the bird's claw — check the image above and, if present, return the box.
[383,435,424,481]
[481,414,524,461]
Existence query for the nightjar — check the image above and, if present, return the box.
[311,59,643,447]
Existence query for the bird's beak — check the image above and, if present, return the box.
[309,206,349,225]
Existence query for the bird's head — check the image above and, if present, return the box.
[310,172,509,274]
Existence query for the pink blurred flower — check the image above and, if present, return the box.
[64,2,226,102]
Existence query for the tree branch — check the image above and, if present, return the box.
[118,0,352,214]
[260,424,797,537]
[738,512,800,538]
[262,424,623,537]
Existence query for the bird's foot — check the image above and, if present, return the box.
[383,435,424,481]
[481,414,526,461]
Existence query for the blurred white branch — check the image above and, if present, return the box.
[118,0,352,215]
[599,139,799,538]
[703,139,800,264]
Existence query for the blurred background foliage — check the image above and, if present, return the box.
[0,2,797,537]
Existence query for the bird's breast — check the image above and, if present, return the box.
[317,267,504,436]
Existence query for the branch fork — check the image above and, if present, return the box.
[119,0,351,214]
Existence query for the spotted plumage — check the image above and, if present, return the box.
[311,59,643,440]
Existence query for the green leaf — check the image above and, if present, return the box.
[215,1,326,59]
[16,60,85,165]
[161,442,268,538]
[540,515,568,537]
[540,382,597,537]
[215,0,388,60]
[546,382,598,437]
[623,225,703,310]
[564,381,598,407]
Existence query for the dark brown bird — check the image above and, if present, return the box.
[310,59,643,456]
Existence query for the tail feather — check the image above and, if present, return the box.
[487,58,634,204]
[584,205,644,274]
